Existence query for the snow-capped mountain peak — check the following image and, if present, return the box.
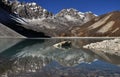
[2,0,53,19]
[56,8,85,20]
[56,8,96,23]
[28,2,36,6]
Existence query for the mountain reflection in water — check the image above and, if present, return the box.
[0,38,120,77]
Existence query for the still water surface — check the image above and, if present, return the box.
[0,38,120,77]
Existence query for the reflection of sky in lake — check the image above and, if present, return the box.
[0,38,120,77]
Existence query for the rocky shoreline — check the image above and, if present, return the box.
[83,38,120,56]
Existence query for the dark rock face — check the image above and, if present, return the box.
[0,0,11,12]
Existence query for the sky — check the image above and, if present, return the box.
[19,0,120,15]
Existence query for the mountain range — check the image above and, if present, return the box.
[0,0,120,38]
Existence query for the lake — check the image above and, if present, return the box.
[0,38,120,77]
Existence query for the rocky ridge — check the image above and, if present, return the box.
[0,0,53,19]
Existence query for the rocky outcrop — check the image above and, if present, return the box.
[53,41,72,49]
[0,0,53,19]
[83,38,120,56]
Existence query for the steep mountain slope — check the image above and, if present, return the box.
[0,23,25,38]
[0,0,52,37]
[71,11,120,37]
[0,7,49,37]
[0,0,53,19]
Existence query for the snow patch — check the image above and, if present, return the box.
[94,14,98,16]
[27,2,36,6]
[31,2,36,6]
[67,9,70,12]
[30,7,34,10]
[17,4,22,7]
[10,15,27,24]
[64,15,77,21]
[78,12,85,18]
[43,9,47,12]
[26,18,45,22]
